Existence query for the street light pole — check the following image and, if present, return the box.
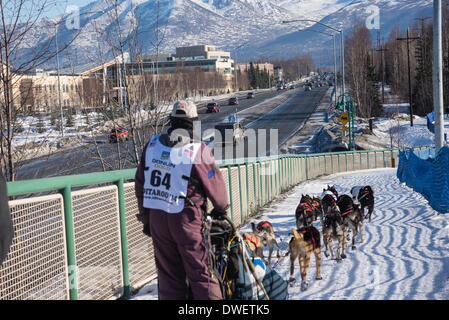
[282,19,345,105]
[301,29,338,107]
[340,29,345,107]
[55,22,64,138]
[434,0,445,152]
[232,42,249,93]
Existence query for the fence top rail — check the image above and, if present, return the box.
[7,146,432,197]
[7,169,136,197]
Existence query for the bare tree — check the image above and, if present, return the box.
[345,23,381,118]
[0,0,78,181]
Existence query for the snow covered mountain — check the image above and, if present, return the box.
[24,0,433,69]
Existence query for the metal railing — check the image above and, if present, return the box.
[2,147,429,300]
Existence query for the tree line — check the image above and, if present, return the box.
[350,2,449,118]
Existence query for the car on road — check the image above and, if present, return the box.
[247,92,255,99]
[207,102,221,113]
[228,97,239,105]
[305,85,312,92]
[290,85,295,90]
[214,122,245,146]
[109,127,129,143]
[277,85,285,91]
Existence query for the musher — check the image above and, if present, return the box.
[135,100,229,300]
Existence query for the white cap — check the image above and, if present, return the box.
[171,100,198,119]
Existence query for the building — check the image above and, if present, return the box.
[7,45,236,114]
[137,45,234,75]
[18,72,84,113]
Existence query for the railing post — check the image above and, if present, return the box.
[305,156,309,180]
[276,159,279,194]
[338,155,341,173]
[237,165,244,224]
[345,153,348,171]
[116,178,131,299]
[353,151,356,170]
[61,186,78,300]
[227,166,234,222]
[268,161,272,199]
[245,163,250,218]
[367,151,370,169]
[329,156,332,174]
[253,163,257,210]
[259,162,264,206]
[360,151,362,169]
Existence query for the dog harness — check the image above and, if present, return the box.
[300,227,319,250]
[143,135,201,213]
[358,186,371,201]
[257,221,272,231]
[298,203,314,212]
[243,233,261,252]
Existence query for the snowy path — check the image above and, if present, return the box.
[133,168,449,300]
[255,168,449,300]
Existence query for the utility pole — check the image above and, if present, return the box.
[376,44,388,104]
[433,0,445,152]
[340,29,346,108]
[397,28,420,127]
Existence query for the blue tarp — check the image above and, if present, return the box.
[397,147,449,213]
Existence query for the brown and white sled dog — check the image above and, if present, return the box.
[251,221,281,264]
[322,207,347,262]
[343,203,365,250]
[288,227,322,291]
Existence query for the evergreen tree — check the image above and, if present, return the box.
[248,62,257,89]
[366,55,382,117]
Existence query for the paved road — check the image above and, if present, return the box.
[213,86,329,160]
[16,89,289,180]
[16,86,328,179]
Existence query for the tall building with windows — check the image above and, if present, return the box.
[137,45,234,75]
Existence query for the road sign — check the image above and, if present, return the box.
[339,113,349,125]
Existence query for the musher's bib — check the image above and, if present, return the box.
[143,135,201,213]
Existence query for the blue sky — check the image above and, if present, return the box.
[44,0,96,18]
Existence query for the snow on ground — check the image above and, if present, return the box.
[260,168,449,300]
[133,168,449,300]
[357,114,449,150]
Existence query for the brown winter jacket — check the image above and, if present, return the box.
[135,134,229,221]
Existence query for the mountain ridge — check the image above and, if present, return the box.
[19,0,433,69]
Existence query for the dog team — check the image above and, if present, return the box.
[242,184,375,292]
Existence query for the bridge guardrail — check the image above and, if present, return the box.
[2,146,430,300]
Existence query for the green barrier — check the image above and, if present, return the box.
[4,146,431,300]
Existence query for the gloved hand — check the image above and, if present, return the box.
[209,208,227,220]
[136,213,151,237]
